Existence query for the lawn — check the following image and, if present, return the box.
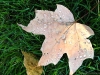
[0,0,100,75]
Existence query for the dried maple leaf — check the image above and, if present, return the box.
[22,51,43,75]
[18,4,94,75]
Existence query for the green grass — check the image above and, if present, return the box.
[0,0,100,75]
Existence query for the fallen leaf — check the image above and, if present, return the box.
[18,4,94,75]
[22,51,43,75]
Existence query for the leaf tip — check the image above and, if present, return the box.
[17,23,26,29]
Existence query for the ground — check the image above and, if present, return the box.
[0,0,100,75]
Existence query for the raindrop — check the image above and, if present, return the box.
[44,24,47,28]
[50,12,53,15]
[59,48,62,51]
[56,15,58,17]
[84,48,87,51]
[69,41,72,44]
[38,20,41,23]
[70,36,73,39]
[57,52,60,56]
[81,33,85,36]
[32,30,35,32]
[62,15,65,17]
[57,53,62,59]
[59,11,61,13]
[48,22,51,25]
[47,59,49,63]
[80,48,83,51]
[56,31,59,34]
[83,55,86,57]
[54,18,57,21]
[76,56,79,58]
[89,55,91,57]
[50,22,52,24]
[58,19,62,22]
[41,28,43,30]
[43,14,46,17]
[61,34,66,40]
[55,39,60,43]
[87,40,90,44]
[80,56,82,58]
[90,47,93,50]
[37,27,39,30]
[59,16,62,18]
[64,40,67,44]
[51,16,54,18]
[57,40,60,43]
[45,60,49,65]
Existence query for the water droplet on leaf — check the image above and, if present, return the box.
[80,56,82,58]
[83,55,86,57]
[44,24,47,28]
[64,40,67,44]
[61,34,66,40]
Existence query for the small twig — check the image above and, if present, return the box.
[76,2,100,22]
